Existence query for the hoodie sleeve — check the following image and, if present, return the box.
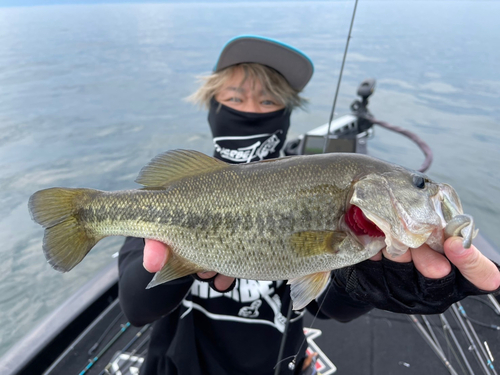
[118,237,193,326]
[306,270,374,322]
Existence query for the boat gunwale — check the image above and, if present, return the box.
[0,259,118,375]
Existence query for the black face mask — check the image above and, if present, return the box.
[208,98,291,164]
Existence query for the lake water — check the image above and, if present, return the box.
[0,0,499,357]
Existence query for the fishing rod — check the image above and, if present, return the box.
[412,299,499,375]
[421,315,445,355]
[116,335,151,375]
[452,302,498,375]
[78,322,131,375]
[88,310,125,355]
[273,302,294,375]
[323,0,359,153]
[487,295,500,315]
[440,313,476,375]
[414,301,498,375]
[408,315,459,375]
[98,323,151,375]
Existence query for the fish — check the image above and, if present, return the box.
[28,150,476,310]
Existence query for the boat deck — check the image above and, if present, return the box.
[43,293,500,375]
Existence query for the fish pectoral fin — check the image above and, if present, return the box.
[146,255,204,288]
[288,271,331,311]
[135,150,228,187]
[289,231,346,256]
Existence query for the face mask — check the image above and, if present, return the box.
[208,98,291,164]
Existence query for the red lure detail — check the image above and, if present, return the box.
[345,205,384,237]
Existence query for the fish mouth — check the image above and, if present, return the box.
[345,205,384,238]
[344,205,389,256]
[345,204,413,256]
[348,195,442,256]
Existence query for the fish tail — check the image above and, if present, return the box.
[28,187,102,272]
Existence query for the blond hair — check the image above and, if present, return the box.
[186,63,307,110]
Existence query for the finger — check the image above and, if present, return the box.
[445,237,500,291]
[382,247,412,263]
[370,251,383,261]
[143,239,170,273]
[411,244,451,279]
[213,275,236,292]
[197,271,217,280]
[302,352,318,370]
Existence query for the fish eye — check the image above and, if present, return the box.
[412,175,426,189]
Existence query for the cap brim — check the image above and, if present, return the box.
[214,36,314,91]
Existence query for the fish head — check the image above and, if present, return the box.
[348,167,468,256]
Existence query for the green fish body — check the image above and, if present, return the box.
[28,150,475,309]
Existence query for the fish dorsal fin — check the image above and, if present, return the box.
[288,271,331,310]
[135,150,228,187]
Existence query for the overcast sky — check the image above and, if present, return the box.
[0,0,320,7]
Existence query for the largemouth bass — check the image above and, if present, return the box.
[28,150,476,310]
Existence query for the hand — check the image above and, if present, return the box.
[301,352,318,373]
[370,237,500,291]
[143,239,236,292]
[336,236,500,314]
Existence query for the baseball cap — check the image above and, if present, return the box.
[214,35,314,92]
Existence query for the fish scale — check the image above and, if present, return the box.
[75,162,366,279]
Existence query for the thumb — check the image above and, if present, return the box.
[444,237,500,292]
[143,239,170,273]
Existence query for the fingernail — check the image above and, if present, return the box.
[450,237,466,255]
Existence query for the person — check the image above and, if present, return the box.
[118,36,500,375]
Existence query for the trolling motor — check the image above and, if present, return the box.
[283,78,377,156]
[284,78,433,172]
[350,78,376,133]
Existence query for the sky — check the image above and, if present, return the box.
[0,0,247,7]
[0,0,483,8]
[0,0,330,7]
[1,0,191,6]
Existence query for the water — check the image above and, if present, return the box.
[0,1,499,357]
